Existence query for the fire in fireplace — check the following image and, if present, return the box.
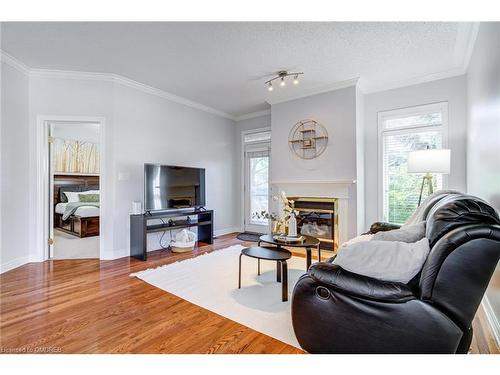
[289,197,338,252]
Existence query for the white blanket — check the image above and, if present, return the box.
[333,237,430,283]
[55,203,100,218]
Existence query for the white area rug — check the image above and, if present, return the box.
[130,245,307,348]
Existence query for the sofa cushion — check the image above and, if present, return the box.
[371,221,426,243]
[333,237,431,283]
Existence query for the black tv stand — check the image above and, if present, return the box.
[130,209,214,261]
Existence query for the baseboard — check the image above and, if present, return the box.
[99,248,129,260]
[0,229,241,268]
[482,296,500,348]
[0,256,32,274]
[104,228,241,260]
[214,227,241,237]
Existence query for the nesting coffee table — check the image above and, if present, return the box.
[238,246,292,302]
[238,235,321,302]
[258,234,321,270]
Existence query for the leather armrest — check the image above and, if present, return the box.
[367,221,401,234]
[308,262,415,303]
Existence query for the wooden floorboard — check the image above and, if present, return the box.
[0,233,498,354]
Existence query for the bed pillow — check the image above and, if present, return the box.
[371,221,426,243]
[81,189,100,195]
[79,193,99,203]
[63,190,99,203]
[63,191,81,203]
[332,237,430,283]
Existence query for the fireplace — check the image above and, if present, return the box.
[289,196,338,252]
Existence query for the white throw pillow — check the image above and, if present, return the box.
[340,234,373,248]
[333,237,430,283]
[371,221,426,243]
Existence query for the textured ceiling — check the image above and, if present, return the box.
[1,22,474,117]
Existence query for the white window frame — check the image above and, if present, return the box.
[377,102,449,222]
[240,127,271,232]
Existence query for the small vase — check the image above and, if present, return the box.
[278,221,287,235]
[271,220,280,234]
[288,211,297,237]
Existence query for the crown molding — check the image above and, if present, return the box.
[265,78,359,105]
[0,51,30,76]
[110,74,235,120]
[234,109,271,121]
[1,22,480,118]
[1,50,236,120]
[461,22,480,72]
[360,66,466,94]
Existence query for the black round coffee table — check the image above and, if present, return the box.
[258,234,321,270]
[238,246,292,302]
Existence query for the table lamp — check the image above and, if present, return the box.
[408,147,450,205]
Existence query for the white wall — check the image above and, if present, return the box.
[271,87,358,240]
[52,122,100,143]
[272,87,357,182]
[355,86,366,234]
[465,22,500,339]
[363,75,468,227]
[28,74,115,259]
[112,83,237,254]
[1,61,238,266]
[0,61,30,272]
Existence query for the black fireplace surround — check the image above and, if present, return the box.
[291,193,500,353]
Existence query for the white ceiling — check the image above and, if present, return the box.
[1,22,477,118]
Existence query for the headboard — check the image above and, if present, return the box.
[54,174,100,206]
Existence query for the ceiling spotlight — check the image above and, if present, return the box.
[264,70,303,92]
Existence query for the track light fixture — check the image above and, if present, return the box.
[265,70,303,91]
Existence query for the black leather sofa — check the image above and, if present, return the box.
[291,193,500,353]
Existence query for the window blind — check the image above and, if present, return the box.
[380,104,446,224]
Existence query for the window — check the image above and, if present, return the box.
[248,151,270,225]
[379,103,448,224]
[242,129,271,233]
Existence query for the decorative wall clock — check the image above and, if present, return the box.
[288,119,328,159]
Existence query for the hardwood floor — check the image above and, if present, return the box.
[0,233,498,354]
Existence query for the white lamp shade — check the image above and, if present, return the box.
[408,149,450,174]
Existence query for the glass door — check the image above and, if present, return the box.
[244,147,270,233]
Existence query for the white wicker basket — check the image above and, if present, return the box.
[170,229,197,253]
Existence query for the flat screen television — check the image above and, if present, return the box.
[144,164,206,212]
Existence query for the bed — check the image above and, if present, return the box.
[53,174,100,238]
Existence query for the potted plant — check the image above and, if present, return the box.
[253,191,295,235]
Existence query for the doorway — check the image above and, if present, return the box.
[47,121,102,259]
[243,130,271,234]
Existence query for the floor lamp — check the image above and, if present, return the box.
[408,148,450,206]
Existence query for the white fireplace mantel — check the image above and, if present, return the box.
[271,180,355,200]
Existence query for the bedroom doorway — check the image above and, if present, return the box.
[47,121,101,259]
